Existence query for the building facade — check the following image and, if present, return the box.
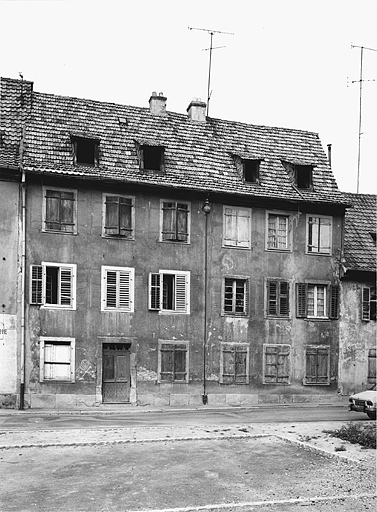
[0,77,349,408]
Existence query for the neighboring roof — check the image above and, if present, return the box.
[343,193,377,273]
[0,77,347,206]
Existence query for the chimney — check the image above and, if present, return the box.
[187,98,206,122]
[149,91,167,115]
[327,144,332,168]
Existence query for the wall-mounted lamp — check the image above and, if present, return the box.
[202,198,211,214]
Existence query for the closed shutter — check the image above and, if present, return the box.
[160,344,174,381]
[119,197,132,237]
[277,345,290,384]
[173,345,187,381]
[235,345,248,383]
[305,346,329,385]
[267,281,278,315]
[149,273,161,310]
[105,196,120,236]
[329,285,340,319]
[368,349,376,379]
[105,269,132,310]
[119,270,131,310]
[30,265,43,304]
[106,270,117,308]
[162,202,176,240]
[176,204,188,241]
[175,274,188,313]
[236,209,251,248]
[264,345,290,384]
[280,281,289,316]
[296,283,307,318]
[60,192,75,232]
[60,267,73,306]
[264,345,278,383]
[224,208,238,246]
[45,190,61,230]
[221,345,235,384]
[362,287,371,321]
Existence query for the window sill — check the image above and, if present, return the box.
[160,240,191,245]
[101,309,134,313]
[305,317,330,322]
[40,305,76,311]
[102,235,135,241]
[303,382,330,386]
[266,315,291,320]
[222,314,249,318]
[305,251,331,256]
[222,245,251,250]
[42,230,77,235]
[265,248,291,253]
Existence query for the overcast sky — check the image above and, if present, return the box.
[0,0,376,194]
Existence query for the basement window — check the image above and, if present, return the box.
[243,159,260,183]
[141,145,164,172]
[71,136,99,166]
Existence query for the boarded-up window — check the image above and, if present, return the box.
[223,278,249,316]
[101,266,134,312]
[368,349,376,380]
[220,343,249,384]
[104,195,133,238]
[40,338,75,382]
[264,344,290,384]
[296,284,339,319]
[30,263,76,309]
[267,214,289,250]
[307,216,331,254]
[267,280,289,317]
[223,207,251,248]
[362,287,377,321]
[162,202,189,242]
[159,342,188,382]
[304,346,330,385]
[149,271,190,314]
[44,189,76,233]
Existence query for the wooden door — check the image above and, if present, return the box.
[102,344,131,403]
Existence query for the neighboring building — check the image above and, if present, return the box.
[339,193,377,395]
[0,77,349,409]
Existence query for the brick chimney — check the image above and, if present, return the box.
[149,91,167,115]
[187,98,206,122]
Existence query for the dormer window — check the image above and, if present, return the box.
[295,165,313,189]
[243,159,260,183]
[71,136,99,166]
[141,145,164,172]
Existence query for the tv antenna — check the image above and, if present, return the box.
[188,26,234,117]
[350,44,377,193]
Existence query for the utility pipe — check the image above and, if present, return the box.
[202,198,211,405]
[19,169,26,409]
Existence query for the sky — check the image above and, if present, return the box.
[0,0,376,194]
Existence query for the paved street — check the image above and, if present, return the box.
[0,405,376,512]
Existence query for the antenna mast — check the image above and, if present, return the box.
[188,26,234,117]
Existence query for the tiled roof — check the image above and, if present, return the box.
[0,77,347,205]
[343,193,377,273]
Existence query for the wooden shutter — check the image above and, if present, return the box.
[368,349,376,379]
[235,345,248,383]
[176,203,188,241]
[329,285,340,319]
[264,345,290,384]
[296,283,307,318]
[30,265,43,304]
[267,281,278,315]
[264,345,278,383]
[224,207,238,246]
[149,273,161,310]
[119,197,132,237]
[162,202,176,240]
[277,345,290,383]
[305,346,329,385]
[45,190,61,230]
[280,281,289,316]
[175,273,188,313]
[160,343,174,381]
[236,209,251,248]
[105,196,120,235]
[59,267,73,306]
[362,287,371,321]
[119,270,132,310]
[105,270,117,308]
[173,344,187,381]
[221,345,235,384]
[60,192,75,232]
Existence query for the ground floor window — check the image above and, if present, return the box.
[304,345,330,385]
[368,348,376,380]
[263,344,290,384]
[220,343,249,384]
[39,337,75,382]
[158,341,189,382]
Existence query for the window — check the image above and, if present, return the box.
[30,263,76,309]
[220,343,249,384]
[243,159,260,183]
[304,346,330,385]
[296,283,339,319]
[102,194,134,239]
[263,344,290,384]
[140,145,164,172]
[161,201,190,242]
[223,206,251,248]
[295,165,313,189]
[266,280,289,317]
[267,213,290,250]
[223,277,249,316]
[368,349,376,380]
[71,136,99,166]
[307,215,332,254]
[362,287,377,321]
[101,266,134,312]
[158,341,189,382]
[149,270,190,314]
[39,337,75,382]
[43,187,77,233]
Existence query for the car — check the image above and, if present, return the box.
[349,384,377,420]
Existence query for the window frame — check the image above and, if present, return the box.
[71,136,99,166]
[160,200,191,244]
[158,340,189,383]
[222,206,252,249]
[220,342,250,384]
[39,337,75,383]
[303,345,330,385]
[296,282,339,320]
[362,286,377,321]
[222,276,250,317]
[30,262,77,310]
[102,193,135,240]
[42,186,78,234]
[263,344,291,385]
[306,215,332,255]
[149,270,190,314]
[101,266,135,312]
[266,279,290,318]
[265,211,292,251]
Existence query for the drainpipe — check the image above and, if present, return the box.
[19,169,26,410]
[201,197,211,405]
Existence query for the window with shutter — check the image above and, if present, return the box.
[149,271,190,314]
[43,187,77,233]
[304,346,330,385]
[101,266,134,312]
[267,280,289,317]
[220,343,249,384]
[296,283,335,319]
[103,195,134,238]
[263,344,290,384]
[223,206,251,248]
[306,215,332,254]
[40,337,75,382]
[161,201,190,242]
[223,277,249,316]
[30,263,76,309]
[159,341,188,382]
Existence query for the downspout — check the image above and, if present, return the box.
[19,169,26,410]
[202,197,211,405]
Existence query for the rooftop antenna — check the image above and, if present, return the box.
[188,26,234,117]
[350,44,377,193]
